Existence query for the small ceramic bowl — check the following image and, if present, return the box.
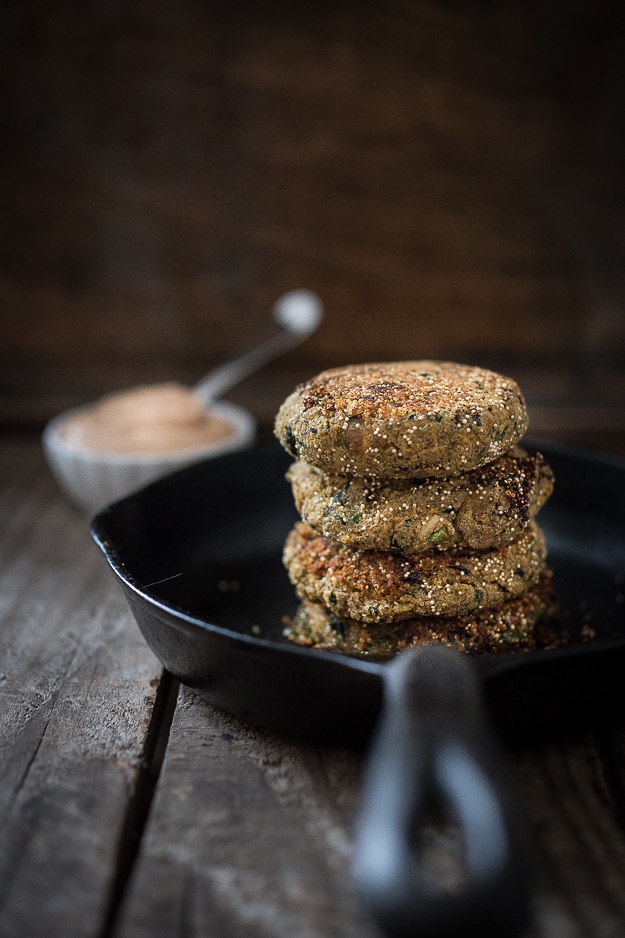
[42,399,256,515]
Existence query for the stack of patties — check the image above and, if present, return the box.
[275,361,558,656]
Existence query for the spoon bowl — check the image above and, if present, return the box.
[42,289,322,513]
[43,398,255,514]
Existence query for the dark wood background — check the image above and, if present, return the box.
[2,0,625,447]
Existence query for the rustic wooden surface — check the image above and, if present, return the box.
[1,438,625,938]
[115,690,378,938]
[0,444,164,938]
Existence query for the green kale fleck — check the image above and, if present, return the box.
[502,631,520,644]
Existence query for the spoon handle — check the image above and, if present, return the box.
[353,644,531,938]
[193,329,304,405]
[194,289,323,405]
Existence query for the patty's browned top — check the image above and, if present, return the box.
[275,361,528,479]
[297,361,517,419]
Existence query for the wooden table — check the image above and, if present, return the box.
[2,439,625,938]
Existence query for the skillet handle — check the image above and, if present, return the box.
[352,644,531,938]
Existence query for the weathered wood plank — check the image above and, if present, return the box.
[117,683,625,938]
[0,443,164,938]
[115,687,381,938]
[514,736,625,938]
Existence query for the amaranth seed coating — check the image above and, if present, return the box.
[287,446,554,553]
[274,361,529,480]
[285,571,559,655]
[283,520,547,622]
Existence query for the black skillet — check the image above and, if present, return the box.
[92,440,625,938]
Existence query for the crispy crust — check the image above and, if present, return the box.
[283,520,547,622]
[275,361,528,480]
[287,446,554,553]
[284,572,560,656]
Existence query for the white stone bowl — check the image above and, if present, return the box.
[42,399,256,515]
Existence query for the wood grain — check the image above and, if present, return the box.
[115,686,625,938]
[0,443,164,938]
[115,688,380,938]
[515,737,625,938]
[1,1,625,423]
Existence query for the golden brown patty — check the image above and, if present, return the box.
[283,521,547,622]
[287,446,553,554]
[284,572,559,656]
[275,361,528,480]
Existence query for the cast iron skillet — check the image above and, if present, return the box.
[92,440,625,938]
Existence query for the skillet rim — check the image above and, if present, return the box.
[90,436,625,683]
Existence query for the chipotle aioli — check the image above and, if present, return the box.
[60,382,235,454]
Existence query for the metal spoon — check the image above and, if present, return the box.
[193,289,323,405]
